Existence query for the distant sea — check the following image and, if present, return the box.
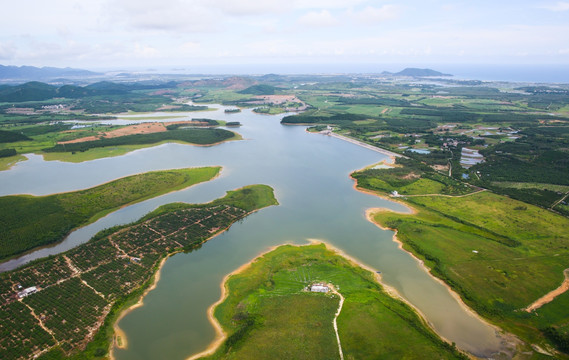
[439,64,569,84]
[132,63,569,84]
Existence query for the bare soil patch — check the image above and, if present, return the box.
[58,121,193,144]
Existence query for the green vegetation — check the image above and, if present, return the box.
[353,162,569,356]
[0,154,25,170]
[202,244,465,359]
[0,167,220,260]
[238,84,281,95]
[253,106,286,115]
[0,148,17,158]
[43,128,235,153]
[0,184,277,360]
[0,130,31,143]
[352,158,475,196]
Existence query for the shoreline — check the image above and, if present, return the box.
[110,197,278,360]
[349,174,416,215]
[185,243,291,360]
[185,238,471,360]
[325,131,404,160]
[110,255,169,355]
[360,203,519,357]
[0,167,222,272]
[362,207,516,357]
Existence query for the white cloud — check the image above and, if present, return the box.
[208,0,285,15]
[107,0,221,33]
[349,5,400,23]
[134,43,160,58]
[0,42,17,60]
[539,1,569,11]
[291,0,367,10]
[297,10,339,27]
[179,41,202,55]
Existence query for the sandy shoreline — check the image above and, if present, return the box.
[184,237,472,360]
[525,268,569,312]
[186,243,290,360]
[110,255,169,357]
[359,199,519,357]
[109,194,277,359]
[184,239,397,360]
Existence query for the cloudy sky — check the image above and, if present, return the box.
[1,0,568,71]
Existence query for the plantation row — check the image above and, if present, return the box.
[43,128,234,153]
[0,204,251,360]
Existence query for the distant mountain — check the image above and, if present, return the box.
[0,80,180,102]
[383,68,452,77]
[0,65,100,80]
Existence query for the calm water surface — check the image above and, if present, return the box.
[0,106,504,358]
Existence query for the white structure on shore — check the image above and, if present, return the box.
[310,284,330,293]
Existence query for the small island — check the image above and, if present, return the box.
[195,243,465,359]
[0,167,221,261]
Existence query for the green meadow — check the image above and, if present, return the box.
[202,244,465,360]
[354,162,569,355]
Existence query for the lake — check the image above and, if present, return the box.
[0,105,505,358]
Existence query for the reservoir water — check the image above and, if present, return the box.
[0,106,504,358]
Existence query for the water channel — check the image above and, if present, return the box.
[0,105,504,358]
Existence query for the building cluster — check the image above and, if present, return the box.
[41,104,65,111]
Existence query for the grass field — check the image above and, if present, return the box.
[202,244,465,360]
[354,163,569,355]
[0,167,220,260]
[0,154,26,171]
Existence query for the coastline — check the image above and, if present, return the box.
[349,174,416,215]
[0,166,222,273]
[326,131,404,160]
[110,255,169,356]
[186,238,461,360]
[185,243,290,360]
[109,196,278,360]
[362,206,519,357]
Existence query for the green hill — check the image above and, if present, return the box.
[238,84,280,95]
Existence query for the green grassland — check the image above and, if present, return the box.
[192,90,255,105]
[352,158,475,196]
[353,163,569,355]
[0,167,220,260]
[0,154,26,171]
[202,244,465,360]
[0,184,278,360]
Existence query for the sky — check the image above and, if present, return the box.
[1,0,569,72]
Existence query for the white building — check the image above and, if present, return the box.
[310,284,330,293]
[18,286,37,298]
